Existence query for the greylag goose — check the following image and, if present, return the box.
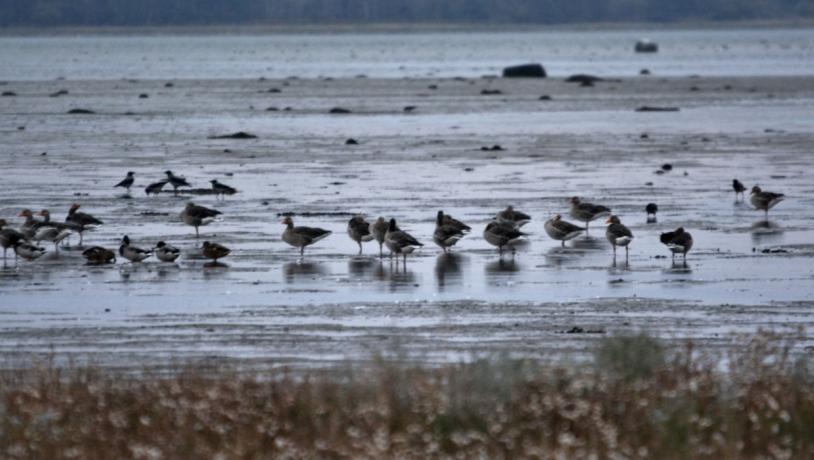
[347,215,374,254]
[733,179,746,201]
[483,220,527,256]
[0,219,25,263]
[119,235,152,263]
[115,171,135,194]
[33,210,71,253]
[202,241,230,262]
[155,241,181,263]
[660,227,693,262]
[65,204,102,246]
[210,180,237,197]
[496,206,531,228]
[433,212,465,253]
[605,215,633,260]
[281,216,332,256]
[569,197,611,232]
[438,210,471,233]
[750,186,784,219]
[165,170,191,195]
[370,217,389,257]
[180,202,221,238]
[17,209,40,239]
[544,214,585,247]
[385,218,423,262]
[145,180,168,196]
[14,242,45,261]
[645,203,658,222]
[82,246,116,264]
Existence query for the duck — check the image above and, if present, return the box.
[733,179,746,201]
[750,186,784,219]
[17,209,41,239]
[14,241,45,261]
[164,170,191,195]
[645,203,658,222]
[154,241,181,263]
[369,217,389,257]
[433,212,465,253]
[180,202,222,238]
[496,206,531,228]
[569,197,611,232]
[82,246,116,264]
[437,210,471,233]
[281,216,332,256]
[210,179,237,197]
[384,218,423,262]
[347,215,374,254]
[0,219,25,263]
[605,215,633,261]
[65,204,103,246]
[115,171,135,194]
[202,241,230,263]
[544,214,585,247]
[483,220,527,256]
[660,227,693,262]
[33,210,72,253]
[119,235,152,263]
[145,180,168,196]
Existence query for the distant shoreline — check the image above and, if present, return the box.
[2,19,814,37]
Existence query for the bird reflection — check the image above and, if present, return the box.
[569,236,606,251]
[750,220,783,245]
[348,256,377,278]
[664,260,692,273]
[486,257,520,275]
[544,246,582,269]
[283,261,325,283]
[435,252,464,291]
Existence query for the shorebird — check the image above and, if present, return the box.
[483,220,527,257]
[370,217,389,257]
[544,214,585,247]
[570,197,611,232]
[0,219,25,264]
[65,204,102,246]
[164,171,191,195]
[496,206,531,228]
[660,227,693,263]
[33,210,72,253]
[281,216,332,256]
[14,241,45,261]
[82,246,116,264]
[154,241,181,263]
[385,218,423,263]
[210,179,237,198]
[750,186,784,219]
[202,241,230,263]
[115,171,135,194]
[605,215,633,262]
[145,180,168,196]
[433,211,465,253]
[347,215,374,254]
[180,202,221,238]
[119,235,152,263]
[645,203,658,222]
[17,209,40,239]
[437,210,471,233]
[733,179,746,201]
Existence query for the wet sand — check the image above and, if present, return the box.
[1,75,813,369]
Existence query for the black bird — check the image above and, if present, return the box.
[0,219,25,264]
[210,179,237,197]
[164,171,191,195]
[65,204,103,246]
[645,203,658,222]
[660,227,694,262]
[733,179,746,201]
[115,171,135,194]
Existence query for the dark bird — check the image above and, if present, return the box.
[369,217,390,257]
[347,215,374,255]
[384,218,423,263]
[33,210,72,253]
[164,170,191,195]
[496,206,531,228]
[202,241,230,263]
[750,186,785,219]
[732,179,746,201]
[645,203,658,222]
[115,171,135,194]
[119,235,152,263]
[210,179,237,197]
[605,215,633,262]
[0,219,25,264]
[438,210,471,234]
[65,204,103,246]
[483,220,527,257]
[433,212,465,253]
[281,216,332,256]
[145,180,168,196]
[180,202,221,238]
[660,227,693,262]
[82,246,116,264]
[544,214,585,247]
[569,197,611,232]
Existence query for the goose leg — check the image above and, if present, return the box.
[78,232,84,246]
[357,241,362,255]
[300,246,305,257]
[195,226,199,238]
[378,243,383,258]
[561,240,565,248]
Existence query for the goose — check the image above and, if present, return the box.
[145,180,168,196]
[433,212,465,253]
[82,246,116,264]
[369,217,389,257]
[496,206,531,228]
[438,210,471,233]
[645,203,658,222]
[569,197,611,232]
[154,241,181,263]
[202,241,230,263]
[605,215,633,261]
[347,215,374,254]
[281,216,332,256]
[750,186,784,219]
[65,204,103,246]
[14,241,45,261]
[33,210,72,253]
[0,219,25,263]
[544,214,585,247]
[385,218,423,262]
[210,180,237,197]
[164,171,191,195]
[483,220,527,256]
[17,209,41,239]
[733,179,746,201]
[660,227,693,262]
[180,202,221,238]
[115,171,135,194]
[119,235,152,263]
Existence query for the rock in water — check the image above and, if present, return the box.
[502,63,546,78]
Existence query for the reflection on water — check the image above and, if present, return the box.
[609,257,630,271]
[348,256,377,278]
[486,258,521,276]
[284,261,324,283]
[544,246,584,269]
[435,253,465,291]
[203,261,229,270]
[570,236,606,251]
[664,260,692,274]
[750,220,783,245]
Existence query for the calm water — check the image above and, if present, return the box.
[1,28,814,80]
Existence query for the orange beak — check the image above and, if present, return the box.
[605,217,612,224]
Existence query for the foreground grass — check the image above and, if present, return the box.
[1,332,813,459]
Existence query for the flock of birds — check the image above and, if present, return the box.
[0,173,786,268]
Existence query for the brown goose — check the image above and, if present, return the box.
[483,220,527,256]
[433,212,465,253]
[115,171,135,194]
[119,235,153,263]
[750,186,784,219]
[202,241,230,262]
[369,217,390,257]
[0,219,25,263]
[347,215,374,254]
[385,218,423,262]
[82,246,116,264]
[544,214,585,247]
[496,206,531,228]
[733,179,746,201]
[33,210,72,253]
[570,197,611,232]
[65,204,103,246]
[17,209,40,239]
[605,215,633,261]
[660,227,693,262]
[438,210,471,233]
[281,216,332,256]
[180,202,221,238]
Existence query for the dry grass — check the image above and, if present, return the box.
[1,331,813,459]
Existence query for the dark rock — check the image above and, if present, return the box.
[480,89,502,95]
[208,131,258,140]
[49,89,69,97]
[138,93,149,99]
[345,138,359,145]
[762,248,789,254]
[17,126,24,130]
[1,91,16,96]
[635,40,658,53]
[661,163,673,171]
[403,105,417,113]
[164,82,174,88]
[428,84,438,90]
[635,106,679,112]
[539,95,552,100]
[480,145,504,151]
[640,133,649,139]
[67,108,95,114]
[266,106,279,111]
[502,63,546,78]
[690,86,700,91]
[329,107,351,114]
[265,88,281,93]
[464,167,474,172]
[640,68,651,75]
[565,74,603,85]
